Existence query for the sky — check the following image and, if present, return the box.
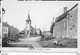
[2,2,77,32]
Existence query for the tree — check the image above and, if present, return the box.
[50,23,55,33]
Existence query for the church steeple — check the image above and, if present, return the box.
[26,11,31,22]
[28,13,30,20]
[26,10,31,37]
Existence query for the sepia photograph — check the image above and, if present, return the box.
[2,2,78,49]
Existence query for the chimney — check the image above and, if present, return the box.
[64,7,67,13]
[6,22,7,24]
[51,17,54,24]
[53,17,54,22]
[12,25,13,27]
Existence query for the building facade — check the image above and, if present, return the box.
[53,4,78,39]
[2,22,19,38]
[68,4,77,39]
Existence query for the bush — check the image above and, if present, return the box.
[45,37,52,41]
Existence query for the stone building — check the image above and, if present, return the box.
[35,28,41,35]
[68,4,77,39]
[2,22,19,38]
[53,4,78,39]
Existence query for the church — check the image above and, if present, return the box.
[25,12,42,37]
[25,13,31,37]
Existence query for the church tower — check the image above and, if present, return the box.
[26,13,31,37]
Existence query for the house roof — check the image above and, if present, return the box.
[55,13,67,22]
[2,22,19,35]
[55,3,78,23]
[3,22,11,28]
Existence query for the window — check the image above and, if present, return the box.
[70,15,72,17]
[73,19,74,21]
[73,25,75,27]
[64,21,66,30]
[70,28,72,30]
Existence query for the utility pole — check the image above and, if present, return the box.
[43,28,44,32]
[35,25,36,37]
[45,27,46,35]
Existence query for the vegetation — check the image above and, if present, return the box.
[50,23,55,33]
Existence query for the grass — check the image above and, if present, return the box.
[38,38,77,48]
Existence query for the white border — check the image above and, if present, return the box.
[1,52,78,55]
[1,1,80,52]
[7,52,78,55]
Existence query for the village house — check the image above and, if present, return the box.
[52,4,78,39]
[2,22,19,38]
